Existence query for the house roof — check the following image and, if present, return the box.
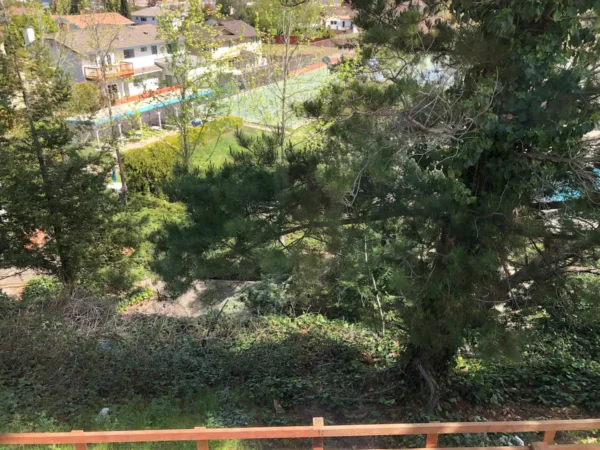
[53,12,134,28]
[193,19,257,44]
[218,19,257,39]
[132,6,166,17]
[47,24,167,55]
[325,5,355,20]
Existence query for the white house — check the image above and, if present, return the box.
[47,24,179,100]
[207,19,261,61]
[324,5,357,33]
[131,5,187,27]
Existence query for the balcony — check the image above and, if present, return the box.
[84,62,135,81]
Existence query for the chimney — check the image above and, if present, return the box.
[23,27,36,46]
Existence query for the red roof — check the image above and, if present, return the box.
[53,12,134,28]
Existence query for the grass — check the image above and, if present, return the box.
[189,127,262,169]
[228,67,330,128]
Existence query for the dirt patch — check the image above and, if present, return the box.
[128,279,252,317]
[0,268,39,297]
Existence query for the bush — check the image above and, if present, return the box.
[122,144,177,196]
[0,289,14,313]
[21,277,61,304]
[232,278,294,315]
[116,286,154,312]
[70,82,101,115]
[123,116,244,195]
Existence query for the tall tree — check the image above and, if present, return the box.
[244,0,326,161]
[155,0,600,408]
[0,2,132,286]
[157,0,232,167]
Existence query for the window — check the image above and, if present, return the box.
[97,53,113,66]
[330,20,337,25]
[123,48,135,58]
[228,40,233,48]
[141,17,147,21]
[151,45,158,55]
[152,17,155,21]
[141,47,148,52]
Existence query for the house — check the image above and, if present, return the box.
[53,12,134,31]
[131,6,166,24]
[47,24,179,100]
[205,19,261,61]
[324,4,357,33]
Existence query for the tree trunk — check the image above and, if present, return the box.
[400,341,456,412]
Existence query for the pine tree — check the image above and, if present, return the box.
[155,0,600,408]
[0,3,132,287]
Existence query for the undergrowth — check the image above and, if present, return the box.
[1,296,599,449]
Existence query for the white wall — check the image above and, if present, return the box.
[212,40,261,60]
[126,76,161,96]
[122,44,168,68]
[132,15,158,24]
[325,17,354,31]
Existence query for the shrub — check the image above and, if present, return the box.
[232,278,294,315]
[0,289,14,313]
[122,144,177,196]
[70,82,101,115]
[116,286,154,312]
[21,277,61,304]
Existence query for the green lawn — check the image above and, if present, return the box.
[189,127,262,169]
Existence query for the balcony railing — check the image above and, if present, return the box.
[84,62,134,81]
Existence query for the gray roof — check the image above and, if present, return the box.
[218,19,257,39]
[47,24,167,55]
[131,6,165,17]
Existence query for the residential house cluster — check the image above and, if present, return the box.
[46,8,261,102]
[323,2,357,33]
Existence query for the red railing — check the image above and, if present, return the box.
[84,62,135,81]
[0,418,599,449]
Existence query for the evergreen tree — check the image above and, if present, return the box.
[0,4,133,287]
[155,0,600,408]
[120,0,131,19]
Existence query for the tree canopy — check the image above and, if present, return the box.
[155,0,600,408]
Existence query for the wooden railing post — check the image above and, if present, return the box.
[532,442,550,450]
[543,430,557,445]
[313,417,324,450]
[194,427,209,450]
[71,430,87,450]
[426,421,439,448]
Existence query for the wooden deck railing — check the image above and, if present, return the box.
[84,62,135,81]
[0,418,599,449]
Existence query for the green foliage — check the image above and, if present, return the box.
[70,82,101,115]
[0,300,401,424]
[4,8,57,49]
[0,21,133,288]
[231,278,294,315]
[158,0,600,402]
[216,0,246,18]
[455,326,600,411]
[21,277,61,304]
[116,286,154,312]
[123,117,245,196]
[122,144,177,196]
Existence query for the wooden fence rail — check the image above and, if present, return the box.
[0,418,599,449]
